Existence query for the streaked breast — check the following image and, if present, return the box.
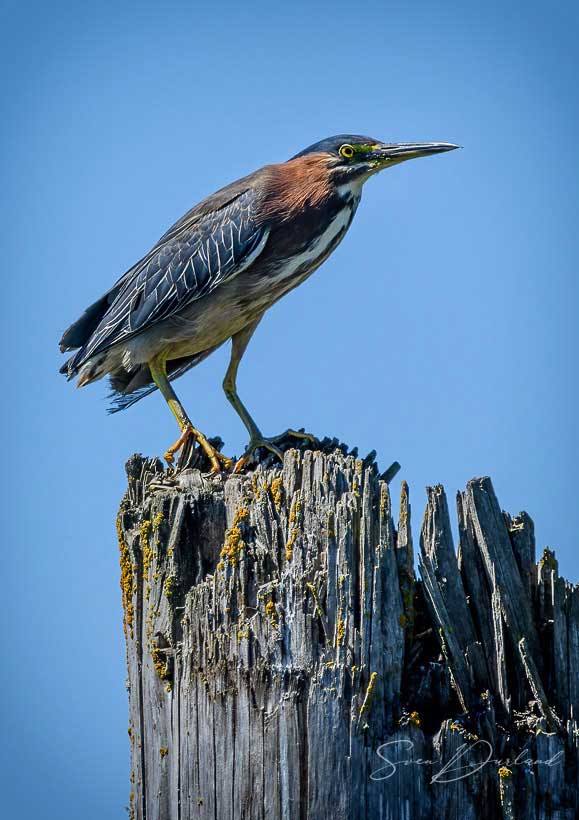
[267,200,359,290]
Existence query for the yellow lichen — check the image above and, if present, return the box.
[164,574,176,600]
[117,515,135,640]
[327,510,335,538]
[160,747,168,758]
[265,599,278,628]
[285,493,302,560]
[269,476,283,511]
[140,519,154,581]
[289,493,301,525]
[286,528,298,561]
[220,507,249,566]
[251,473,261,499]
[409,711,421,727]
[457,724,473,736]
[380,485,388,518]
[151,646,171,681]
[498,765,512,803]
[359,671,378,717]
[152,511,164,529]
[337,617,345,647]
[237,621,250,642]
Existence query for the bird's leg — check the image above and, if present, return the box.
[222,321,266,453]
[149,353,232,472]
[223,322,316,474]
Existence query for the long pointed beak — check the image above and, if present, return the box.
[373,141,460,167]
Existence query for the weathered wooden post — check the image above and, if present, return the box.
[117,440,578,820]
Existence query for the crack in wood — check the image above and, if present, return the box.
[118,447,579,819]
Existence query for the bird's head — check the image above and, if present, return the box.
[292,134,459,188]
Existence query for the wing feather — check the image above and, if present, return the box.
[74,188,268,368]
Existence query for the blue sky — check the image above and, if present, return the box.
[3,0,578,816]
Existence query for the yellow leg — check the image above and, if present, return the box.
[149,353,232,472]
[222,322,316,473]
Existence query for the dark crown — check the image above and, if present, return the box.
[291,134,378,159]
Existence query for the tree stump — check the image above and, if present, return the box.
[117,442,579,820]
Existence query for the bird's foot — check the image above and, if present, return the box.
[233,429,317,474]
[164,424,233,473]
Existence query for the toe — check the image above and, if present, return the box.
[233,455,248,474]
[271,429,317,445]
[288,429,316,443]
[216,452,234,469]
[263,441,284,461]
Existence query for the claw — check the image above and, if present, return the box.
[164,423,232,473]
[233,437,283,474]
[215,452,234,469]
[233,429,317,474]
[233,457,247,475]
[164,424,193,465]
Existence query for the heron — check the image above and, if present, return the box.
[60,135,458,471]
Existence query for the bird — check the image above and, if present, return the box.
[60,135,458,472]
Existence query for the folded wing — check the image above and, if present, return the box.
[61,186,269,375]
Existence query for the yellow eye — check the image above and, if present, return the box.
[339,144,355,159]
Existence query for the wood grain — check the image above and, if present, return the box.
[117,447,578,819]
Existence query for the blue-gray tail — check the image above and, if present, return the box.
[107,345,223,413]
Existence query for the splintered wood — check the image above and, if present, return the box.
[118,449,578,820]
